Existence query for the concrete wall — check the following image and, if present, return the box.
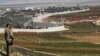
[0,25,68,33]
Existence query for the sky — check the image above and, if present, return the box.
[0,0,99,4]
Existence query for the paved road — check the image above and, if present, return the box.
[0,45,59,56]
[13,46,59,56]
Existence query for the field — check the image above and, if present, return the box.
[13,22,100,56]
[0,33,100,56]
[11,32,100,56]
[1,24,100,55]
[1,32,100,55]
[1,22,100,56]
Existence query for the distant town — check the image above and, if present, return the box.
[0,4,89,28]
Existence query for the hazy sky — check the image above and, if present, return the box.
[0,0,99,4]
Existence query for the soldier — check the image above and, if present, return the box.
[4,24,14,56]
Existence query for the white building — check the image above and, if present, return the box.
[6,8,11,11]
[92,17,100,26]
[24,7,34,10]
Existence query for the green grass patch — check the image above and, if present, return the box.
[60,53,100,56]
[65,22,100,32]
[36,42,100,48]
